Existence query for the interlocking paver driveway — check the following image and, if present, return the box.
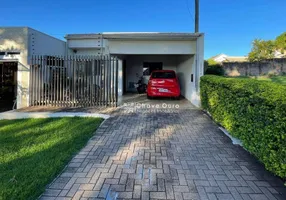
[40,98,286,200]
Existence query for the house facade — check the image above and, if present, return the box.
[1,28,204,109]
[65,32,204,106]
[0,27,66,108]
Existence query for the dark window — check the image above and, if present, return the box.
[143,62,163,75]
[46,56,64,67]
[7,52,20,55]
[75,60,101,76]
[0,52,5,55]
[151,71,176,79]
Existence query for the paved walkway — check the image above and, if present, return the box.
[40,98,286,200]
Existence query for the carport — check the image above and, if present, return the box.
[104,32,204,106]
[121,55,194,95]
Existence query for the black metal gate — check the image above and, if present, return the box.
[29,55,118,107]
[0,62,17,111]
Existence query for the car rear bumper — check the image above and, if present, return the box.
[147,87,180,97]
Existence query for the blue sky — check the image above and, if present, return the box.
[1,0,285,58]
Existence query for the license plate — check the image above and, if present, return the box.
[159,88,168,93]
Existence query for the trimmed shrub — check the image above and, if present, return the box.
[200,75,286,178]
[204,59,225,76]
[205,65,225,76]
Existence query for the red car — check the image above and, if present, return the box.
[147,70,180,99]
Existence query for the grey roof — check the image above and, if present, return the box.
[65,32,203,40]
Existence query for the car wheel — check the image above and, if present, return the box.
[147,95,152,99]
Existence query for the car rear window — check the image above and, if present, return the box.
[151,71,176,79]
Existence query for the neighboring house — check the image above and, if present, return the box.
[0,27,66,108]
[211,54,248,63]
[65,32,204,106]
[274,50,286,58]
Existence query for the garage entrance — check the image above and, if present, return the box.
[0,62,18,111]
[118,55,195,102]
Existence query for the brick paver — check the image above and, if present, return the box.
[40,99,286,200]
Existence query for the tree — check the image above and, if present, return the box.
[275,32,286,54]
[204,59,224,76]
[207,59,219,66]
[248,39,275,62]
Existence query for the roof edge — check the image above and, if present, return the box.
[65,32,204,40]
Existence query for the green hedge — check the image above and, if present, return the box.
[205,65,225,76]
[204,59,225,76]
[200,75,286,178]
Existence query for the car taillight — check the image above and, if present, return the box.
[175,78,179,85]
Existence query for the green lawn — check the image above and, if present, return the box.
[0,117,103,200]
[231,75,286,85]
[254,75,286,85]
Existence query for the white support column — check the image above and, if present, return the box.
[117,59,123,105]
[197,35,205,78]
[191,34,204,107]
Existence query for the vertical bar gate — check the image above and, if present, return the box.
[29,55,119,107]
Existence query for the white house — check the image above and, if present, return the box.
[1,29,204,109]
[274,50,286,58]
[211,54,248,63]
[0,27,66,109]
[65,32,204,106]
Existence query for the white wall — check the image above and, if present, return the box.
[125,55,178,92]
[177,55,195,102]
[0,27,28,62]
[0,27,29,108]
[70,49,102,56]
[26,28,66,108]
[194,35,205,107]
[68,38,103,49]
[67,39,196,55]
[0,27,66,108]
[197,35,205,78]
[108,40,196,55]
[177,35,204,107]
[28,28,66,59]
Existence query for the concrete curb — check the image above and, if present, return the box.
[0,111,110,120]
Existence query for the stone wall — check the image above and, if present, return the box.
[223,58,286,76]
